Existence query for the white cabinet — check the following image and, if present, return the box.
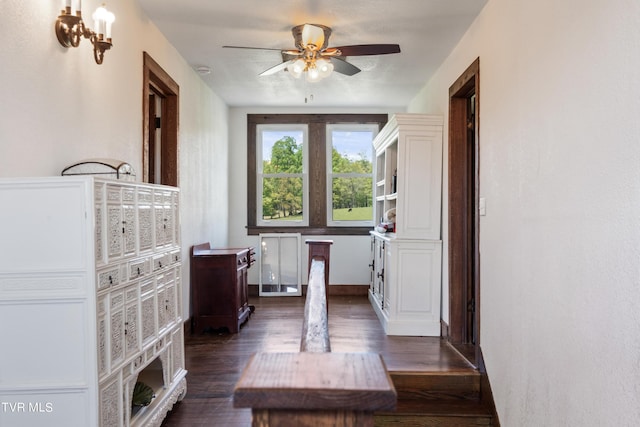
[0,177,186,427]
[369,234,442,336]
[369,114,443,336]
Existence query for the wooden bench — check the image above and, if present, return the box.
[233,240,397,427]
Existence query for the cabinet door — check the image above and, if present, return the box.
[157,287,166,333]
[138,189,154,253]
[374,238,386,303]
[140,279,157,348]
[154,190,176,249]
[124,285,140,359]
[164,279,177,328]
[97,295,109,380]
[174,265,182,321]
[165,192,177,245]
[110,292,125,370]
[99,373,123,427]
[393,241,441,328]
[122,188,136,257]
[95,194,104,265]
[369,235,376,295]
[107,203,124,260]
[395,126,442,239]
[154,192,167,248]
[382,242,392,314]
[106,185,137,261]
[157,276,168,333]
[237,264,248,316]
[171,327,185,382]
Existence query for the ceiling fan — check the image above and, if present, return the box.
[223,23,400,82]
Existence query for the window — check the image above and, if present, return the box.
[257,125,308,226]
[247,114,387,235]
[326,124,378,226]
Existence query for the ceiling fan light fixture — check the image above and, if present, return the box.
[289,59,306,78]
[305,65,321,82]
[316,58,334,77]
[225,23,400,82]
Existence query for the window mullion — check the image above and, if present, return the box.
[331,172,370,178]
[308,122,326,227]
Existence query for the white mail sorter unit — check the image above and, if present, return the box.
[0,177,187,427]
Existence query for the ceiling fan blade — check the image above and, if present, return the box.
[223,45,284,52]
[330,57,361,76]
[332,44,401,56]
[282,52,301,62]
[259,60,293,76]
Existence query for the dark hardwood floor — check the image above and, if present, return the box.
[161,295,476,427]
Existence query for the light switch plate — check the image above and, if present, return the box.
[479,197,486,216]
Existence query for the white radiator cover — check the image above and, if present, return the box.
[259,233,302,296]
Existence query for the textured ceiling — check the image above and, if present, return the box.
[138,0,487,108]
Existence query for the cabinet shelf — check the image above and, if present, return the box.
[373,114,443,240]
[130,359,164,421]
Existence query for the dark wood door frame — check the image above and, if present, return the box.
[448,58,480,366]
[142,52,179,186]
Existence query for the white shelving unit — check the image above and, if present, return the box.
[0,177,186,427]
[369,114,443,336]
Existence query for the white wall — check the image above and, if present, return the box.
[409,0,640,425]
[227,107,401,287]
[0,0,230,318]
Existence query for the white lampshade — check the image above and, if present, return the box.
[289,59,306,78]
[316,58,334,78]
[306,65,321,82]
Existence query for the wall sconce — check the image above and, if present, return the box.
[55,1,115,65]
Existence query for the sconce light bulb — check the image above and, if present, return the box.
[92,5,109,35]
[105,10,115,38]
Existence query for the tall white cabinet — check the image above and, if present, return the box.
[0,177,186,427]
[369,114,443,336]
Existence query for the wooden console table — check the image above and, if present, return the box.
[190,243,255,333]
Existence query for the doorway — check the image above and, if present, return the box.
[142,52,179,186]
[448,58,480,366]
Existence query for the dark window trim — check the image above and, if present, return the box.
[247,113,388,236]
